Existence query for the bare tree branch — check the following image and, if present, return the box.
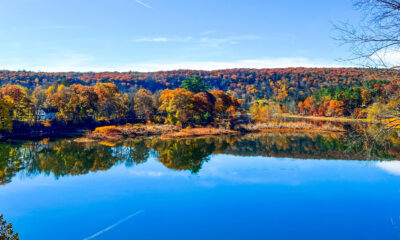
[334,0,400,68]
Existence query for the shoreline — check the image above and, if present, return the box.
[282,114,372,123]
[160,128,240,140]
[258,128,345,134]
[0,118,355,142]
[75,121,348,143]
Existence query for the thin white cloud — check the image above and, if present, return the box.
[136,37,169,42]
[82,210,145,240]
[0,50,95,72]
[135,0,153,9]
[135,37,193,43]
[134,35,263,45]
[199,35,264,43]
[371,48,400,67]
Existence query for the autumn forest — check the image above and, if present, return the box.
[0,68,398,136]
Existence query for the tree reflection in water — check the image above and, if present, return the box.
[152,138,216,173]
[0,129,399,185]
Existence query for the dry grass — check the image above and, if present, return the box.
[76,119,349,143]
[239,121,346,133]
[282,114,372,123]
[78,124,238,142]
[74,137,97,143]
[161,127,239,139]
[79,124,180,142]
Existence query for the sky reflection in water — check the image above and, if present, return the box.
[1,133,400,240]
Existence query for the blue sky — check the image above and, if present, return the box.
[0,0,361,72]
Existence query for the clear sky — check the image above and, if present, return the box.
[0,0,362,72]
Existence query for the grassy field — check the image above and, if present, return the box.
[282,114,372,123]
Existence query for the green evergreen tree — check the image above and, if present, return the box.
[181,76,208,93]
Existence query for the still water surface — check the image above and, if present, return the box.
[1,132,400,239]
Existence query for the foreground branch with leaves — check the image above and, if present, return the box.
[0,215,19,240]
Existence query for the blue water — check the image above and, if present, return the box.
[2,153,400,239]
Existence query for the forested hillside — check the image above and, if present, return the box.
[0,68,398,135]
[1,68,398,103]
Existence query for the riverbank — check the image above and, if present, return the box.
[0,112,374,142]
[76,120,347,143]
[160,128,239,139]
[237,121,346,133]
[76,125,239,142]
[75,124,179,142]
[0,119,146,141]
[282,114,372,123]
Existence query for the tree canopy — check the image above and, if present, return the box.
[181,75,208,93]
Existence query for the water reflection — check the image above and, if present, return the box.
[376,161,400,176]
[0,132,399,185]
[152,138,215,173]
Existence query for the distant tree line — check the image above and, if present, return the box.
[0,68,398,105]
[0,70,399,133]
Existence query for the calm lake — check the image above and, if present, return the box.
[1,132,400,239]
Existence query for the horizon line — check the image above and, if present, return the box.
[0,66,379,74]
